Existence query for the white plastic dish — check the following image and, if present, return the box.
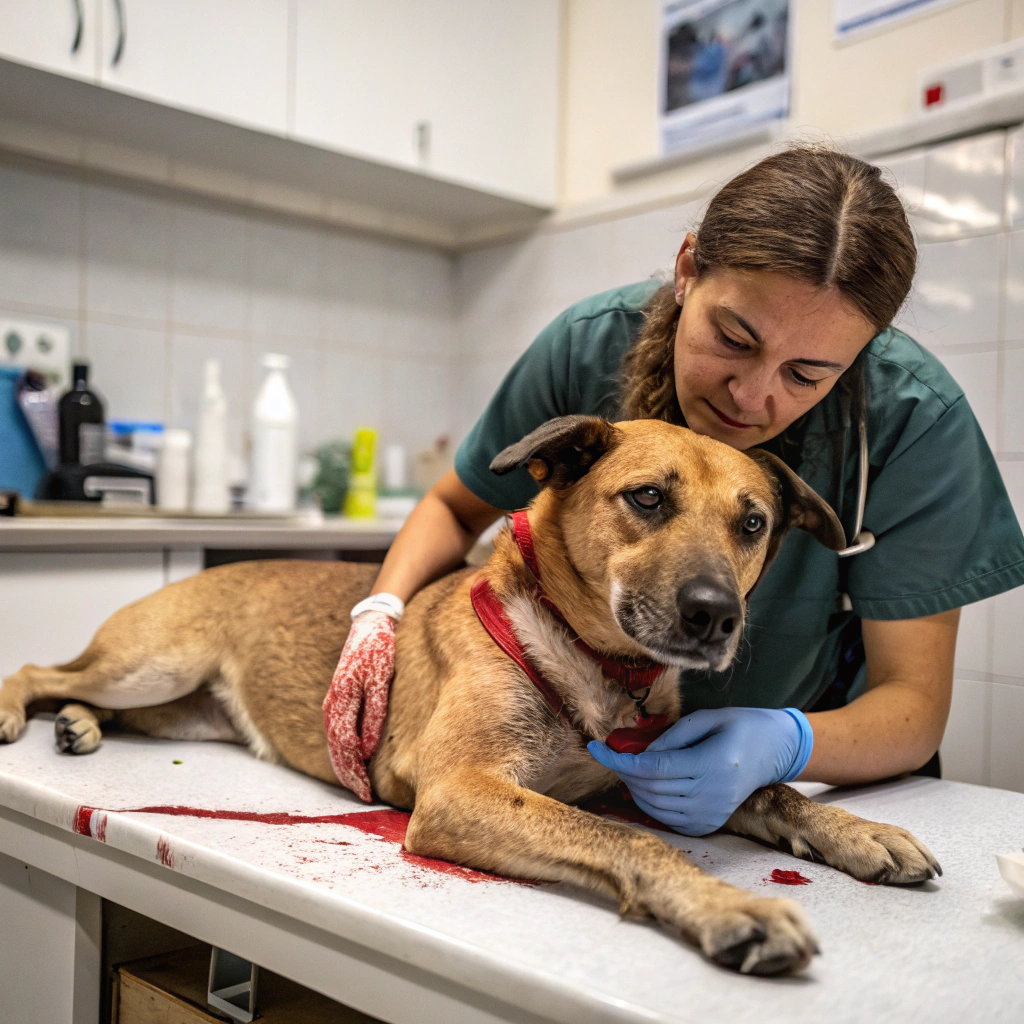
[995,851,1024,898]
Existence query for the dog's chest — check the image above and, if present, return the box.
[501,592,680,740]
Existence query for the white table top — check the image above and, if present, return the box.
[0,719,1021,1024]
[0,515,403,551]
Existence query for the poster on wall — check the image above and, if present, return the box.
[834,0,964,41]
[660,0,790,156]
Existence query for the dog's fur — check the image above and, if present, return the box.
[0,417,941,976]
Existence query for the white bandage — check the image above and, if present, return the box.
[350,592,405,623]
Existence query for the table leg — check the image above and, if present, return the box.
[0,850,101,1024]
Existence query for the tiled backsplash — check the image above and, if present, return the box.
[0,159,456,461]
[454,128,1024,793]
[2,130,1021,792]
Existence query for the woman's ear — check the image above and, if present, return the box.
[674,232,698,305]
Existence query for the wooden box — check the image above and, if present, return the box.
[113,944,380,1023]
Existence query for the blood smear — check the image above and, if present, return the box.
[75,803,515,884]
[766,868,812,885]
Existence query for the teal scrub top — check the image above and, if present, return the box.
[454,281,1024,712]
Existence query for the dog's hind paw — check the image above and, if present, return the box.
[700,895,818,976]
[0,706,26,743]
[55,705,103,755]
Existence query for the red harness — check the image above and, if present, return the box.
[471,510,672,754]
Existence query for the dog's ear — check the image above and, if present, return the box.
[745,448,846,584]
[490,416,621,489]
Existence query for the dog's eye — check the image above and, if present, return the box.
[742,514,766,534]
[627,486,663,511]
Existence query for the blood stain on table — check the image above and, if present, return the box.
[156,835,175,868]
[765,868,812,885]
[72,803,520,884]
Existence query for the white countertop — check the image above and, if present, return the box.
[0,515,404,551]
[0,720,1021,1023]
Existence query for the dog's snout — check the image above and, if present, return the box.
[677,578,741,644]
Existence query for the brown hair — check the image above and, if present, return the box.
[620,145,917,429]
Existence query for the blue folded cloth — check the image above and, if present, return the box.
[0,366,46,497]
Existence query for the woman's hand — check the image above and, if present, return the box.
[322,611,397,803]
[587,707,814,836]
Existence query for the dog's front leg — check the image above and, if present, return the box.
[724,783,941,884]
[407,770,818,975]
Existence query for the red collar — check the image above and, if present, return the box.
[469,511,672,755]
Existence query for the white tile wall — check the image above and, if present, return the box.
[453,129,1024,793]
[0,163,80,313]
[0,157,457,467]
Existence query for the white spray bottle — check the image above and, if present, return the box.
[250,353,297,512]
[192,358,230,514]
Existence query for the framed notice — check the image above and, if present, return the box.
[834,0,965,41]
[660,0,790,156]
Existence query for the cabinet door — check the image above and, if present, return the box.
[97,0,290,133]
[0,0,99,82]
[294,0,559,205]
[0,551,165,675]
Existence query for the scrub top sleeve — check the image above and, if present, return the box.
[454,310,575,511]
[848,396,1024,620]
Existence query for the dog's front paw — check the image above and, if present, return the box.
[55,704,103,755]
[697,894,818,976]
[793,818,941,885]
[0,706,26,743]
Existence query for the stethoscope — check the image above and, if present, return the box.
[836,418,876,558]
[835,418,875,612]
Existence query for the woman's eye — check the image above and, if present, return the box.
[790,368,819,388]
[627,486,663,511]
[718,329,748,351]
[742,514,765,534]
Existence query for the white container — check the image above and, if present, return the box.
[250,353,298,512]
[157,428,192,511]
[383,444,408,491]
[192,359,230,514]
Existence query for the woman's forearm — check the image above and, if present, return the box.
[800,681,945,784]
[371,470,502,604]
[798,610,959,785]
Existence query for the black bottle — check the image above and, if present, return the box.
[59,363,105,466]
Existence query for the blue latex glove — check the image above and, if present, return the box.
[587,707,813,837]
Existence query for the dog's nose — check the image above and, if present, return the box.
[677,578,741,644]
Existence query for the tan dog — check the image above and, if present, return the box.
[0,417,940,976]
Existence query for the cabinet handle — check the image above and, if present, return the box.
[416,121,431,167]
[111,0,126,66]
[70,0,83,54]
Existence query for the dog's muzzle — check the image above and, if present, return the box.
[613,576,744,671]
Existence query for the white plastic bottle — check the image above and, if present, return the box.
[157,428,192,511]
[192,359,230,514]
[250,353,298,512]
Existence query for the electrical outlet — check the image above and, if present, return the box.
[0,318,71,389]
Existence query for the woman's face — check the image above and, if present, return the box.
[672,234,877,451]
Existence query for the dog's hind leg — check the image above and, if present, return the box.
[0,652,112,744]
[725,783,942,885]
[53,687,242,755]
[2,632,216,746]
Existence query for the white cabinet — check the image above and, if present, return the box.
[98,0,290,133]
[0,551,165,675]
[0,0,99,82]
[294,0,559,205]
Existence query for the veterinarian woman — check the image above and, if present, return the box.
[324,146,1024,835]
